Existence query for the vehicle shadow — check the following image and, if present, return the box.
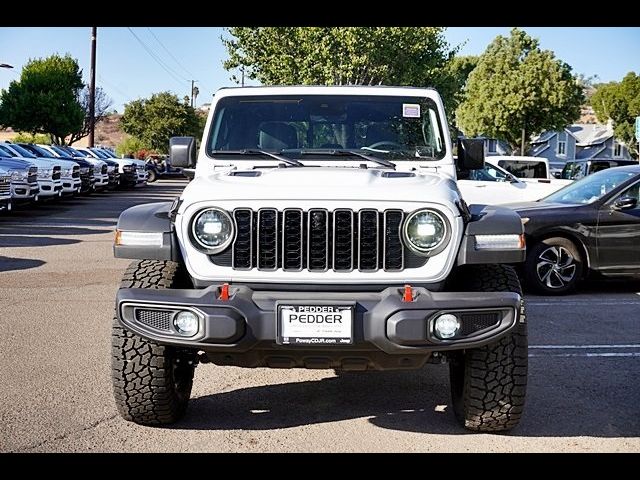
[179,356,640,437]
[0,236,81,247]
[0,256,46,272]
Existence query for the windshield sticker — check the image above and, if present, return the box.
[403,104,421,118]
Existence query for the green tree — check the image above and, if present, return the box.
[591,72,640,157]
[120,92,203,154]
[456,29,584,154]
[0,54,84,145]
[11,132,51,144]
[116,135,151,158]
[222,27,460,111]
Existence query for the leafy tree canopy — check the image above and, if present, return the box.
[0,54,84,145]
[456,28,584,153]
[11,132,51,144]
[591,72,640,157]
[222,27,464,114]
[120,91,204,154]
[116,135,151,158]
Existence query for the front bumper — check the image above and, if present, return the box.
[94,174,109,189]
[38,179,63,198]
[116,285,522,370]
[11,182,39,201]
[62,177,82,194]
[0,197,10,212]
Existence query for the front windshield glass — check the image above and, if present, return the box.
[21,144,56,158]
[543,169,636,204]
[561,162,585,180]
[466,162,511,182]
[207,94,446,160]
[6,144,37,158]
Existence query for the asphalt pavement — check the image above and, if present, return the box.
[1,180,639,452]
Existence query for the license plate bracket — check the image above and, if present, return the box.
[276,303,354,346]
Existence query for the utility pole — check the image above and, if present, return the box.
[191,80,195,108]
[88,27,97,147]
[241,67,245,87]
[520,124,526,156]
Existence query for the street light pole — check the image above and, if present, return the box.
[88,27,97,148]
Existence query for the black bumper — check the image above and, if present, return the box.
[116,286,523,370]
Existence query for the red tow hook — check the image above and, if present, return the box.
[219,283,230,301]
[402,284,414,302]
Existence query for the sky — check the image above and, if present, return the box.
[1,27,639,113]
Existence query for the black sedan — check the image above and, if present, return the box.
[505,165,640,295]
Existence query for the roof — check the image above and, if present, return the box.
[529,143,550,157]
[530,131,556,144]
[567,123,613,146]
[576,144,606,160]
[213,85,442,101]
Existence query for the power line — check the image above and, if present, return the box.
[97,74,133,103]
[147,28,195,79]
[145,28,214,93]
[126,27,189,89]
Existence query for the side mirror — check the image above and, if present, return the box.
[456,138,485,171]
[169,136,196,168]
[612,196,638,211]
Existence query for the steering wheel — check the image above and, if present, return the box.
[362,141,404,151]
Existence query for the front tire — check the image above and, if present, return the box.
[146,169,157,183]
[449,265,528,432]
[111,260,196,425]
[525,237,583,295]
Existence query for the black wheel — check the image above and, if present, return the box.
[449,265,528,432]
[525,237,583,295]
[111,260,196,425]
[147,169,157,183]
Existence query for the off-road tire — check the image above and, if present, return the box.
[449,264,528,432]
[525,237,583,295]
[112,260,196,425]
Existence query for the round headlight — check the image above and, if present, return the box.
[403,209,447,254]
[191,208,234,252]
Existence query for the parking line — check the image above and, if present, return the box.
[527,301,640,306]
[529,352,640,358]
[530,344,640,349]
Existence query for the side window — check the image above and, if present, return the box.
[616,182,640,205]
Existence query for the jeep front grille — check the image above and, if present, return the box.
[226,208,410,272]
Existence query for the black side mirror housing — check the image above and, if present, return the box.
[169,136,196,168]
[612,196,638,211]
[456,138,485,171]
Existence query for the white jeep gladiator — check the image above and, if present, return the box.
[112,86,528,432]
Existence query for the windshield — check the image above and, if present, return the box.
[20,144,56,158]
[543,169,636,204]
[0,145,19,157]
[561,162,585,180]
[497,160,547,179]
[63,146,85,158]
[464,162,512,182]
[5,144,37,158]
[207,94,446,160]
[89,149,109,159]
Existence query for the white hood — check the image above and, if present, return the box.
[184,166,461,205]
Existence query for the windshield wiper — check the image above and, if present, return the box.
[210,149,303,167]
[298,149,396,169]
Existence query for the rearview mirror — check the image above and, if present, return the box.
[169,137,196,168]
[456,138,485,171]
[612,196,638,211]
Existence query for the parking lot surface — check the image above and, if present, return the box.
[1,180,638,452]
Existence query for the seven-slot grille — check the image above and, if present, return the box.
[27,167,38,184]
[52,166,61,180]
[72,166,80,178]
[229,208,406,272]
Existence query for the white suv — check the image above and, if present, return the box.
[111,86,529,432]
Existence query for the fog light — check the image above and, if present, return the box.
[174,311,199,336]
[434,314,460,339]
